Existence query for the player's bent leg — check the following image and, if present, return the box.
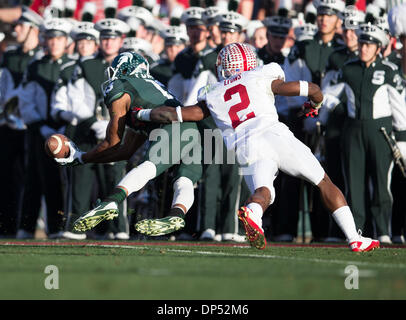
[317,173,380,252]
[238,187,270,250]
[73,161,158,232]
[135,176,194,236]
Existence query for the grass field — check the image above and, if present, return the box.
[0,240,405,300]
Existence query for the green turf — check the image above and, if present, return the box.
[0,241,405,300]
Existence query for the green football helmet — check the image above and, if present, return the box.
[106,51,149,80]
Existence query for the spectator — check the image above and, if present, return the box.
[150,25,189,86]
[0,7,43,238]
[246,20,267,50]
[323,23,406,244]
[16,18,73,239]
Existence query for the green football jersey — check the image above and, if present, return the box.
[103,74,180,134]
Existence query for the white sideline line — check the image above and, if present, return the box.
[90,244,406,270]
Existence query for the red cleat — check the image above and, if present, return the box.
[349,231,380,252]
[238,207,266,250]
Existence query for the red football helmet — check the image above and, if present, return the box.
[216,42,258,80]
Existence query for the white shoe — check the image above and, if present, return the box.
[16,229,34,239]
[61,231,87,240]
[114,232,129,240]
[213,234,222,242]
[349,230,380,252]
[392,235,405,244]
[221,233,246,242]
[378,235,392,244]
[199,228,215,241]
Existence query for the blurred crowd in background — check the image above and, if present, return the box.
[1,0,406,245]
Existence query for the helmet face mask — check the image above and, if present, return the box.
[216,43,258,81]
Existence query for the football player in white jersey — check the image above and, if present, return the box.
[143,43,380,253]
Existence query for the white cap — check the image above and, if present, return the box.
[314,0,345,16]
[341,7,365,29]
[71,21,99,41]
[263,15,292,37]
[16,6,44,28]
[202,6,227,26]
[217,11,248,32]
[181,6,205,26]
[95,18,130,38]
[117,6,154,27]
[356,22,389,47]
[160,25,189,45]
[294,23,318,41]
[41,17,73,37]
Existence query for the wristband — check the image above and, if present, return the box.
[299,81,309,97]
[136,109,152,121]
[176,106,183,123]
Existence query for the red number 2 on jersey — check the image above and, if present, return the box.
[224,84,255,129]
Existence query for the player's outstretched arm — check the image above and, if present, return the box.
[271,79,323,104]
[81,94,132,164]
[149,101,210,123]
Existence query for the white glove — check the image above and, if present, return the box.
[40,125,56,139]
[54,141,84,166]
[397,141,406,161]
[59,111,78,126]
[90,120,109,140]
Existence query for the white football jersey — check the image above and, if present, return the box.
[197,62,285,149]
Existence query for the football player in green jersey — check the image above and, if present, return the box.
[55,52,202,237]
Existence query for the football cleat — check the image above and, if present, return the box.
[348,230,380,252]
[135,216,185,236]
[238,206,266,250]
[73,201,119,232]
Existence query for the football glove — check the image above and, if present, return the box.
[302,100,322,118]
[54,141,84,166]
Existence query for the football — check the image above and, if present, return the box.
[44,134,70,159]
